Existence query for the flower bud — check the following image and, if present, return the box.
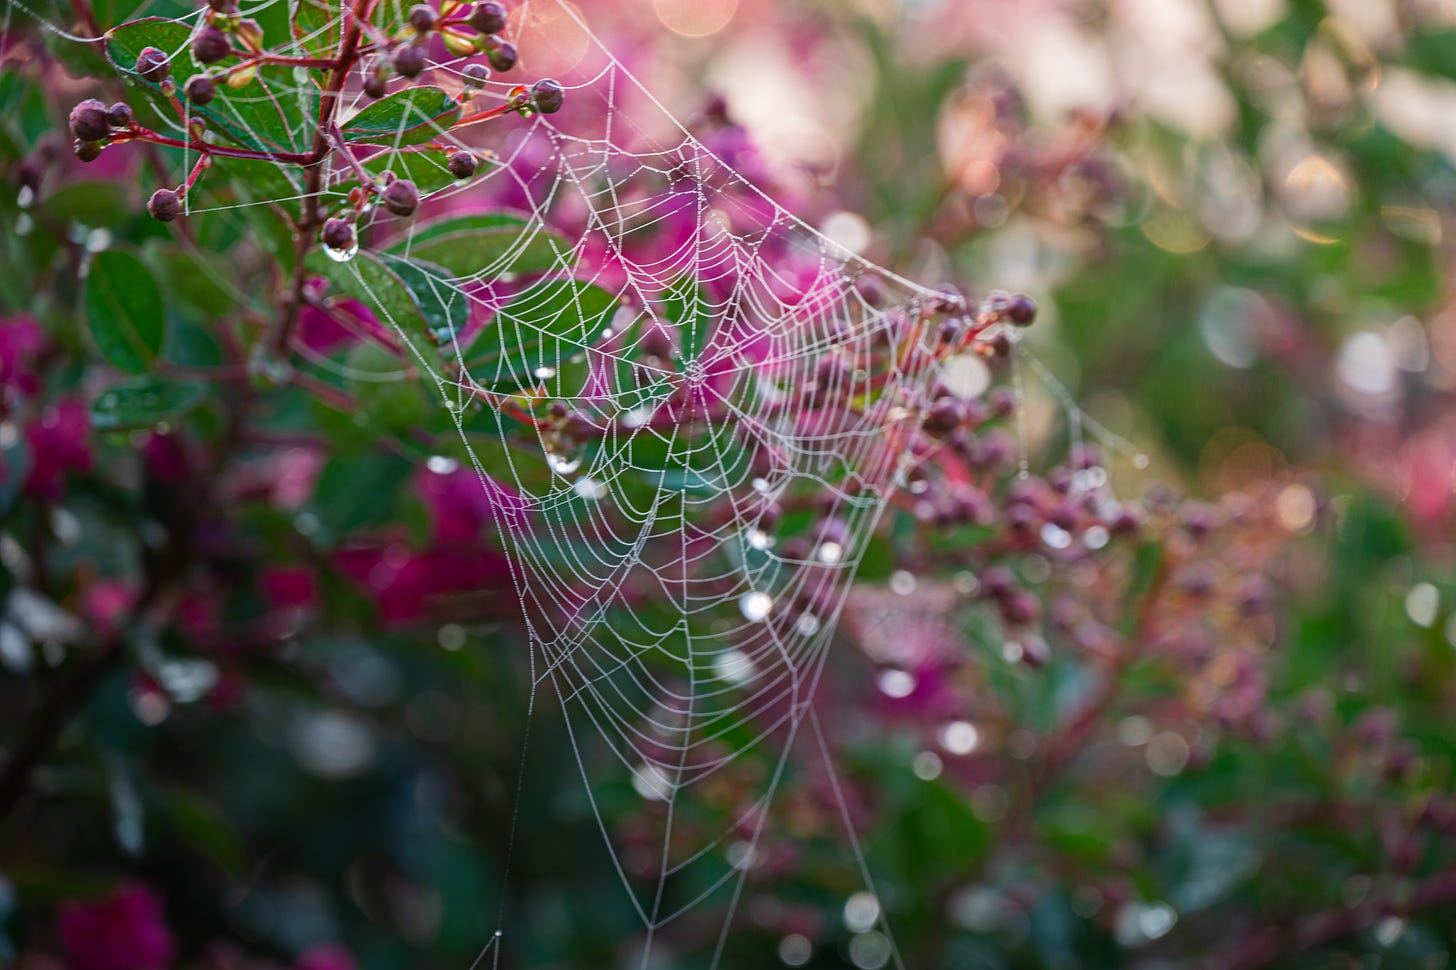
[408,4,437,32]
[392,43,426,79]
[321,218,356,252]
[148,188,182,222]
[448,150,478,179]
[69,99,110,142]
[530,78,565,114]
[461,63,491,88]
[136,46,171,82]
[441,30,478,57]
[192,25,231,65]
[381,178,419,217]
[105,102,133,129]
[485,38,516,72]
[73,139,103,163]
[234,18,263,52]
[468,1,507,34]
[362,66,387,99]
[1007,293,1037,326]
[184,74,217,105]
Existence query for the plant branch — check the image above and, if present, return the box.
[273,0,373,356]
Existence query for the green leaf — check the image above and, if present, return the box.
[309,250,467,348]
[339,86,461,147]
[348,341,430,437]
[86,248,166,373]
[311,451,414,537]
[463,280,619,390]
[291,0,342,60]
[390,212,572,279]
[44,181,131,227]
[90,376,206,431]
[106,18,316,155]
[661,276,710,364]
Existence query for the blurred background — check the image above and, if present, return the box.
[4,0,1456,968]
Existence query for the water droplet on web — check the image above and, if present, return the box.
[426,455,459,475]
[573,477,606,500]
[746,528,772,550]
[622,407,651,429]
[795,613,821,637]
[631,762,672,801]
[534,365,556,379]
[815,541,843,565]
[752,477,771,494]
[546,450,581,476]
[739,591,773,622]
[600,327,614,339]
[324,239,359,263]
[713,649,754,685]
[889,570,916,595]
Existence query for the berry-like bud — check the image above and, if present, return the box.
[381,178,420,217]
[468,1,507,34]
[105,102,133,129]
[136,46,171,82]
[1007,293,1037,326]
[392,43,426,79]
[461,62,491,88]
[530,78,564,114]
[69,99,110,142]
[192,25,231,65]
[362,66,387,99]
[486,39,516,72]
[148,188,182,222]
[448,150,478,179]
[73,139,103,163]
[408,4,436,32]
[185,74,217,105]
[321,217,356,252]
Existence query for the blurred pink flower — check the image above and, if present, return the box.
[417,465,525,540]
[25,399,92,500]
[83,580,136,640]
[262,566,320,611]
[293,945,356,970]
[0,314,45,397]
[57,883,175,970]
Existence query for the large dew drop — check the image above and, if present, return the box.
[324,240,359,263]
[546,450,582,476]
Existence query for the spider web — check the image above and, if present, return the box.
[12,0,1148,964]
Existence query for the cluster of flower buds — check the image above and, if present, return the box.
[363,0,519,97]
[68,99,132,162]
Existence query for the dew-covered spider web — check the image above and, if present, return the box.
[11,0,1150,963]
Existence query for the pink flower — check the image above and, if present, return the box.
[262,566,319,611]
[293,945,356,970]
[57,883,175,970]
[83,580,137,640]
[24,398,92,500]
[0,315,45,396]
[417,465,525,541]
